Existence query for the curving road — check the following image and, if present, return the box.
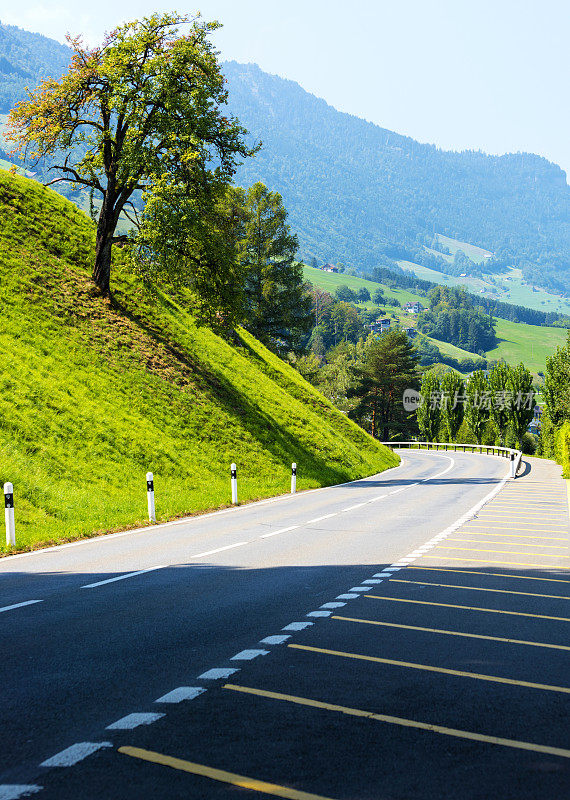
[1,451,568,799]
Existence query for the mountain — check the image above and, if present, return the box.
[0,168,395,551]
[224,62,570,294]
[0,22,70,112]
[0,22,568,294]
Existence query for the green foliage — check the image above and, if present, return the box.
[487,361,511,445]
[372,288,385,304]
[418,287,497,353]
[554,422,570,477]
[506,363,536,449]
[7,13,252,293]
[0,169,397,552]
[240,182,313,354]
[348,331,420,440]
[417,371,441,441]
[441,371,465,441]
[335,284,357,302]
[356,287,371,302]
[465,370,490,444]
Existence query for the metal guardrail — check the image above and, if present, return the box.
[379,441,523,477]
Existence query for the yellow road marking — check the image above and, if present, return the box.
[432,546,567,558]
[447,538,568,550]
[390,579,570,599]
[331,615,570,651]
[458,531,568,540]
[364,593,570,621]
[406,565,570,583]
[475,514,568,520]
[465,524,569,532]
[224,684,570,759]
[421,554,569,568]
[119,747,337,800]
[485,503,566,508]
[293,643,570,694]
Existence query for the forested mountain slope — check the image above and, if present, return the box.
[225,61,569,293]
[1,22,568,294]
[0,169,395,552]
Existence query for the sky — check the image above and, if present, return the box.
[2,0,569,178]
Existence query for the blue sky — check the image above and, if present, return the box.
[3,0,569,179]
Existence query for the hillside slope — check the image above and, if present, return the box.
[0,170,397,552]
[224,61,570,293]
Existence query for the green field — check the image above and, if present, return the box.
[398,258,570,315]
[304,259,566,375]
[0,170,397,553]
[435,234,493,264]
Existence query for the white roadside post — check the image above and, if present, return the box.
[510,453,516,478]
[4,482,15,546]
[231,463,238,505]
[291,463,297,494]
[146,472,156,522]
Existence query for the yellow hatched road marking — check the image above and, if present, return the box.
[364,593,570,621]
[287,643,570,693]
[458,531,567,540]
[296,644,570,694]
[447,538,568,550]
[390,579,570,599]
[331,616,570,651]
[432,546,567,558]
[406,565,570,583]
[421,554,570,568]
[475,513,568,520]
[224,684,570,760]
[119,747,338,800]
[486,503,566,508]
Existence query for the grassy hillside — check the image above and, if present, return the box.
[304,263,565,374]
[0,170,397,553]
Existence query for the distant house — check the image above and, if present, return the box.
[322,263,339,273]
[528,405,542,434]
[404,301,424,314]
[459,273,467,278]
[403,327,416,338]
[369,317,391,335]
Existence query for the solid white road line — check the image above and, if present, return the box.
[155,687,206,704]
[230,649,269,661]
[0,786,42,800]
[40,742,112,767]
[81,566,167,589]
[106,713,164,730]
[198,667,240,679]
[0,600,43,614]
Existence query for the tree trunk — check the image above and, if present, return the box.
[92,203,115,295]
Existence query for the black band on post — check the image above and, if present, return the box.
[4,493,13,509]
[147,480,154,492]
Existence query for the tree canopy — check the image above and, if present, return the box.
[7,12,253,295]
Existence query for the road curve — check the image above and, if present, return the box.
[4,451,560,799]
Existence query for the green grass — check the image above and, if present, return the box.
[0,169,397,553]
[435,234,493,264]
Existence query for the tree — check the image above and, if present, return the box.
[441,371,465,441]
[417,370,441,441]
[465,370,490,444]
[348,331,419,440]
[487,361,511,445]
[372,288,385,305]
[7,13,252,295]
[240,182,313,355]
[356,287,371,303]
[335,285,356,302]
[507,363,536,448]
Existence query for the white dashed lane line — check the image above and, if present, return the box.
[0,786,42,800]
[81,566,167,589]
[259,635,291,645]
[198,667,240,680]
[0,600,43,614]
[231,649,269,661]
[155,687,206,704]
[106,713,165,731]
[282,622,313,631]
[40,742,112,768]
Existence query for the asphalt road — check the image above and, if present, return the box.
[1,450,568,799]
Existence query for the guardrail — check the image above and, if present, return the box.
[379,441,523,478]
